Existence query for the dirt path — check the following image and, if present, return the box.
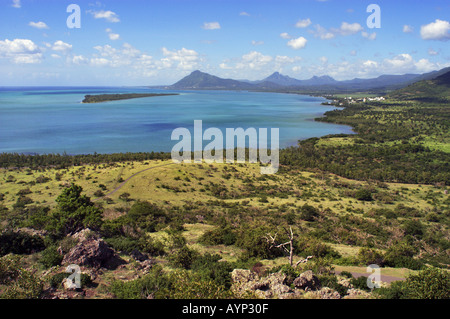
[336,271,405,283]
[94,162,175,201]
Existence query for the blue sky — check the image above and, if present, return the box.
[0,0,449,85]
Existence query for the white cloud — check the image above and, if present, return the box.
[362,31,377,40]
[29,21,49,29]
[287,36,307,49]
[220,51,273,71]
[280,32,292,39]
[420,19,450,41]
[11,0,21,8]
[161,47,200,70]
[0,39,42,64]
[72,55,88,65]
[335,22,363,36]
[105,28,120,40]
[428,48,439,56]
[310,22,365,40]
[296,18,311,28]
[239,12,250,16]
[51,40,72,54]
[90,10,120,23]
[108,33,120,40]
[51,54,61,59]
[319,56,328,64]
[275,55,301,64]
[309,24,335,40]
[90,57,110,66]
[403,25,414,33]
[251,40,264,46]
[202,22,221,30]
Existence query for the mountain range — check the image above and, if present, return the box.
[165,67,450,93]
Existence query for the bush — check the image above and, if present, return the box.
[403,267,450,299]
[191,253,233,288]
[235,226,284,259]
[355,189,373,201]
[403,219,425,238]
[198,226,236,246]
[295,236,341,259]
[317,274,347,296]
[39,245,63,268]
[0,255,43,299]
[375,267,449,299]
[357,247,384,266]
[109,265,171,299]
[49,272,93,289]
[350,276,371,292]
[300,204,320,221]
[49,184,103,236]
[168,246,199,269]
[0,231,46,257]
[127,200,169,232]
[383,242,423,270]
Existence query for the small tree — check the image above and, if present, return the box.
[49,184,103,236]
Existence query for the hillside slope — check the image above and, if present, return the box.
[389,69,450,102]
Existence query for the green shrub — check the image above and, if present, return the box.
[355,189,373,201]
[357,247,384,266]
[317,274,347,296]
[168,246,199,269]
[235,226,284,259]
[350,276,371,292]
[105,236,140,254]
[49,272,93,289]
[191,253,233,288]
[403,219,425,239]
[375,267,449,299]
[383,242,423,270]
[0,231,45,257]
[39,245,63,268]
[127,200,169,232]
[403,267,450,299]
[198,226,236,246]
[0,255,43,299]
[300,204,319,221]
[48,184,103,236]
[295,236,341,259]
[109,265,171,299]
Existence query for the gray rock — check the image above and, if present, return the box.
[293,270,320,290]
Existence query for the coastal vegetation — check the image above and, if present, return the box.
[82,93,178,103]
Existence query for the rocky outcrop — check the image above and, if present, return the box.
[231,269,375,299]
[231,269,293,299]
[311,287,341,299]
[61,229,124,269]
[293,270,320,291]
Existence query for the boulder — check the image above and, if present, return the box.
[313,287,341,299]
[344,288,372,299]
[293,270,320,291]
[130,249,148,262]
[231,269,292,299]
[61,229,124,269]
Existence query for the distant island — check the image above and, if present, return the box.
[82,93,178,103]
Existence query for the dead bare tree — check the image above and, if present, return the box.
[265,226,312,267]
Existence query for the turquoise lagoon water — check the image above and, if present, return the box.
[0,87,353,154]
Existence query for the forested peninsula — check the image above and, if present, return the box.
[82,93,178,103]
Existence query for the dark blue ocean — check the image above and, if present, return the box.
[0,87,353,154]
